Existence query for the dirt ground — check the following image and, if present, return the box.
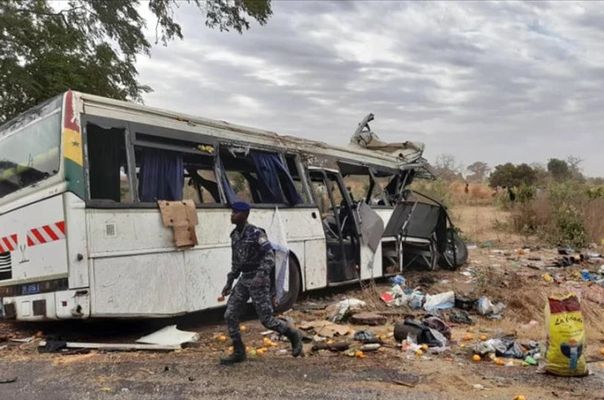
[1,204,604,400]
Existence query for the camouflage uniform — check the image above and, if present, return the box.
[224,223,288,342]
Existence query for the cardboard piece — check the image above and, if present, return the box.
[299,320,352,338]
[158,200,198,248]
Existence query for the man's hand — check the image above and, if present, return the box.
[221,284,232,298]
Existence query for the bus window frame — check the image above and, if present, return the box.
[82,115,225,209]
[0,97,63,201]
[337,160,399,209]
[217,143,315,209]
[82,115,317,209]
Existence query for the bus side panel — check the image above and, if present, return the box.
[63,192,89,288]
[91,253,188,317]
[304,239,327,289]
[184,246,231,311]
[0,195,68,283]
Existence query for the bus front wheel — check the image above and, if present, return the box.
[274,254,301,313]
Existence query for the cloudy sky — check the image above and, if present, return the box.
[136,1,604,177]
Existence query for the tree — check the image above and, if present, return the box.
[547,158,571,181]
[0,0,272,123]
[466,161,490,183]
[566,156,585,181]
[432,154,464,181]
[489,163,537,188]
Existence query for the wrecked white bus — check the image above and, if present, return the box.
[0,91,464,321]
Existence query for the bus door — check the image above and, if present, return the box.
[308,169,360,284]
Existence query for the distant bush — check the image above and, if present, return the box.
[510,181,603,248]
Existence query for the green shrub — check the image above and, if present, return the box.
[507,181,601,248]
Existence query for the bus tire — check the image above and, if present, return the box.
[274,254,301,313]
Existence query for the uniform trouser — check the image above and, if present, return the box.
[224,274,288,342]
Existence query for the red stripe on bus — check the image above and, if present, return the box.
[63,91,80,132]
[43,225,59,241]
[56,221,66,235]
[31,228,46,244]
[2,237,14,252]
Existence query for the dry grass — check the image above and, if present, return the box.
[448,181,494,206]
[584,197,604,244]
[449,204,529,245]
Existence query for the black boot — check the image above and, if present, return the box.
[284,327,303,357]
[220,339,246,365]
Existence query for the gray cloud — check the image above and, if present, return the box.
[137,1,604,177]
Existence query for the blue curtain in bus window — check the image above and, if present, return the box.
[138,148,184,202]
[218,159,239,204]
[250,151,302,205]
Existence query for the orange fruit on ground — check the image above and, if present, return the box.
[472,354,481,362]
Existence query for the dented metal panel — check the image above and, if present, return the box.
[75,92,415,172]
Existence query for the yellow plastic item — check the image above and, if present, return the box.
[544,293,588,376]
[420,344,428,351]
[472,354,481,362]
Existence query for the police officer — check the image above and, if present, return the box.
[220,201,303,365]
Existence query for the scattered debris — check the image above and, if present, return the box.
[350,312,387,326]
[454,294,476,310]
[448,309,474,325]
[394,319,447,347]
[38,340,181,352]
[136,325,199,347]
[299,320,351,338]
[327,298,366,322]
[423,291,455,312]
[361,343,381,352]
[10,336,34,343]
[473,337,531,359]
[353,330,379,344]
[311,341,350,352]
[0,376,17,384]
[477,296,505,319]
